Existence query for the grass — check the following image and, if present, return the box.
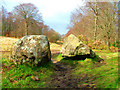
[2,50,119,88]
[50,42,61,50]
[1,36,61,88]
[74,57,118,88]
[1,36,119,88]
[2,55,55,88]
[0,36,62,51]
[56,50,119,88]
[0,36,19,51]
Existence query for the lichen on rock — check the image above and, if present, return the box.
[61,34,95,58]
[11,35,51,66]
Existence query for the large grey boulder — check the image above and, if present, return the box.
[11,35,51,66]
[61,34,95,58]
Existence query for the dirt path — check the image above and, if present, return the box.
[49,55,96,88]
[48,60,80,88]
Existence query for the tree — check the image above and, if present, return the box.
[68,2,118,49]
[2,6,8,36]
[0,8,2,35]
[46,29,61,43]
[13,3,43,35]
[86,1,99,41]
[97,2,118,49]
[1,3,62,41]
[43,25,50,37]
[28,20,43,35]
[6,12,14,36]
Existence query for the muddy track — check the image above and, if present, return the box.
[49,55,96,88]
[2,50,95,88]
[47,60,80,88]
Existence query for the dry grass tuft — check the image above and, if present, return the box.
[0,36,62,51]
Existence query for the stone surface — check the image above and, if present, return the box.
[11,35,51,66]
[61,34,95,58]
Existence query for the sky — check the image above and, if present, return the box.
[1,0,85,35]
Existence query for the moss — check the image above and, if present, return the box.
[73,51,118,88]
[55,50,118,88]
[2,49,118,88]
[2,58,55,88]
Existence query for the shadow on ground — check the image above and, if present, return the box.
[47,61,80,88]
[48,54,105,88]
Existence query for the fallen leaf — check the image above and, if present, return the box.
[13,80,17,84]
[31,76,40,81]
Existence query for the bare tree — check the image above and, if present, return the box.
[97,2,118,49]
[13,3,42,35]
[86,1,99,41]
[2,6,8,36]
[68,2,118,49]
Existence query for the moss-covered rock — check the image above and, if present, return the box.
[11,35,51,66]
[61,34,95,58]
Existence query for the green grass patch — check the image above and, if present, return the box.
[52,54,63,62]
[56,50,118,88]
[2,57,55,88]
[74,52,118,88]
[56,54,63,60]
[2,50,119,88]
[57,54,80,66]
[93,50,112,53]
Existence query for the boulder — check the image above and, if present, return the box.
[11,35,51,66]
[61,34,95,58]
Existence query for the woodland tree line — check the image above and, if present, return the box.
[67,2,119,50]
[1,3,61,43]
[1,2,120,50]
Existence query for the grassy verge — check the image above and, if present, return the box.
[57,50,119,88]
[1,36,62,88]
[2,49,119,88]
[2,55,55,88]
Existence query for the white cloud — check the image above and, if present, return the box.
[37,0,84,18]
[3,0,84,34]
[3,0,84,18]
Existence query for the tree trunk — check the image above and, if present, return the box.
[94,1,98,41]
[107,32,110,50]
[25,20,28,35]
[2,22,4,36]
[94,17,97,41]
[107,40,110,50]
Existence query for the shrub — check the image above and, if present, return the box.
[78,35,88,45]
[89,40,108,50]
[110,46,118,52]
[113,41,120,48]
[6,34,9,37]
[96,44,108,50]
